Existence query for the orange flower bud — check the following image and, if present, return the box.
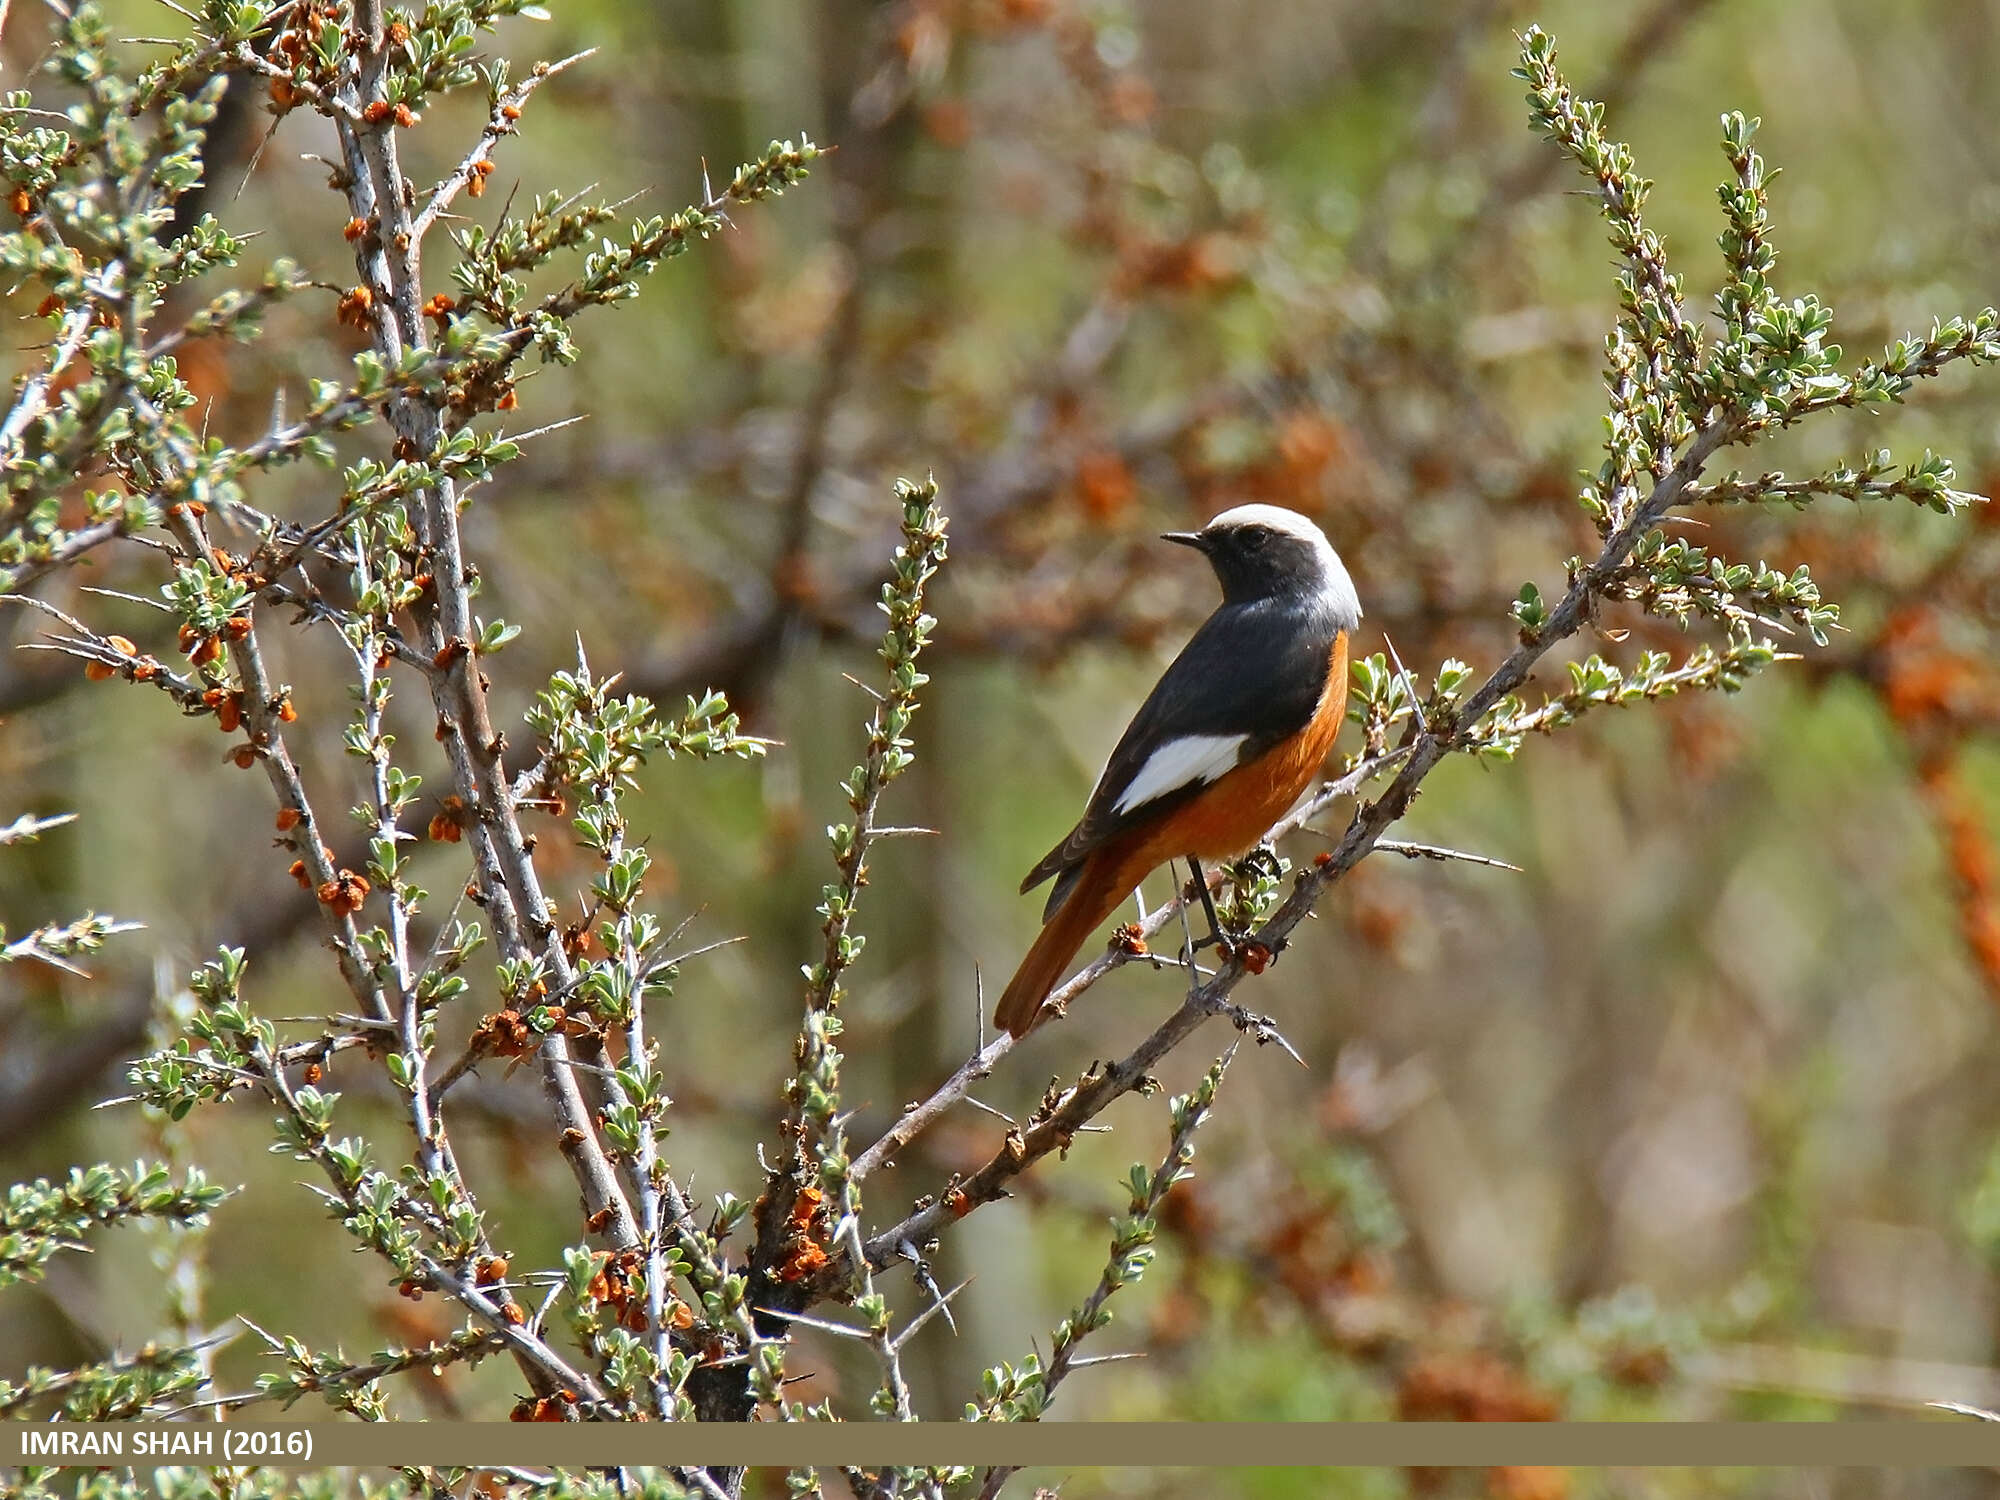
[316,870,372,916]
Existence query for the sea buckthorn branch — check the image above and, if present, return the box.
[4,0,822,1429]
[574,663,677,1419]
[408,50,594,242]
[169,945,613,1410]
[0,806,142,975]
[970,1050,1231,1496]
[443,134,823,411]
[531,647,772,1416]
[158,462,395,1024]
[1689,450,1978,512]
[185,1321,515,1420]
[0,1340,214,1423]
[0,1161,227,1290]
[339,538,523,1369]
[0,4,324,591]
[305,1,815,1272]
[0,810,76,848]
[738,480,947,1416]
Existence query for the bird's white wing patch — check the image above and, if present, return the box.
[1111,733,1248,816]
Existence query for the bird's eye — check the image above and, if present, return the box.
[1242,527,1270,551]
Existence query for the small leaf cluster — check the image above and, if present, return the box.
[1606,532,1837,645]
[1,1161,227,1289]
[529,670,763,799]
[0,1343,209,1422]
[451,136,820,376]
[127,947,268,1119]
[1469,635,1784,761]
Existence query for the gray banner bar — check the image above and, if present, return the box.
[4,1421,1998,1470]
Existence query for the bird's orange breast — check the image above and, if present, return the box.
[1126,629,1350,866]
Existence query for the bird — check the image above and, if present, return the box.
[993,503,1363,1038]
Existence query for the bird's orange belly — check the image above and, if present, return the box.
[1131,631,1350,865]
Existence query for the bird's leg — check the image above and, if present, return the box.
[1168,859,1203,993]
[1185,856,1231,955]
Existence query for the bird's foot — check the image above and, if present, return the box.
[1189,925,1252,958]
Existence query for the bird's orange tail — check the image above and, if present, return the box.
[993,848,1136,1038]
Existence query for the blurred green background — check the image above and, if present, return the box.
[8,0,2000,1494]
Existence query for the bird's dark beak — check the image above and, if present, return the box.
[1161,530,1209,552]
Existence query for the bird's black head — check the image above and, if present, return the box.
[1163,504,1361,624]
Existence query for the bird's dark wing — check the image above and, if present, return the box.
[1021,595,1338,909]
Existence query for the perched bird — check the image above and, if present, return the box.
[993,504,1362,1038]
